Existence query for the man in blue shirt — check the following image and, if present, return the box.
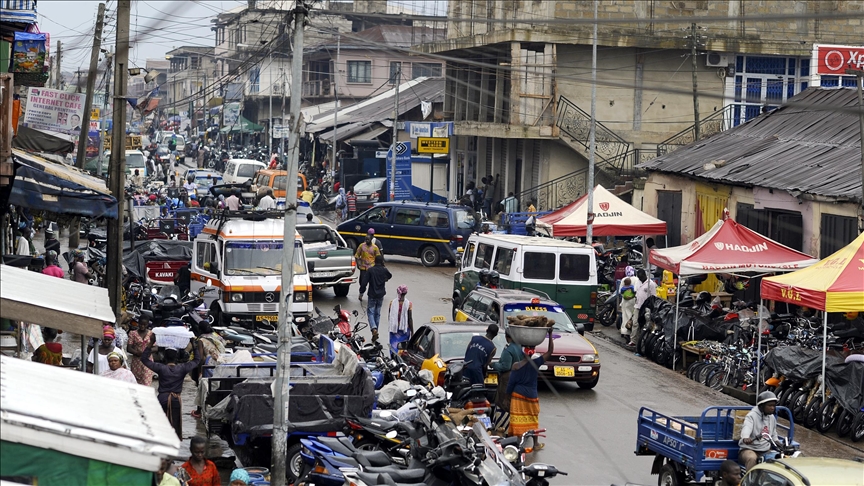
[463,324,499,385]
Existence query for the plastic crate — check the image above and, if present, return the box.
[188,223,205,238]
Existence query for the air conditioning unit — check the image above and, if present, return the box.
[705,52,731,67]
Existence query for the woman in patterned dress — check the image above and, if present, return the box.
[127,314,154,386]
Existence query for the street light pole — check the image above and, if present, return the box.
[269,52,273,159]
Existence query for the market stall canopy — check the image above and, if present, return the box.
[11,126,75,155]
[0,264,115,337]
[0,355,180,482]
[9,149,118,219]
[537,185,667,236]
[220,115,264,133]
[649,214,819,276]
[761,231,864,312]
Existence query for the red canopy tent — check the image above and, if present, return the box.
[648,211,818,371]
[538,185,667,237]
[649,216,818,276]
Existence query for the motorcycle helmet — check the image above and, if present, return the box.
[478,268,491,285]
[696,291,712,306]
[756,391,778,406]
[488,270,500,287]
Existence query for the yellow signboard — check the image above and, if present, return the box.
[90,108,100,120]
[417,137,450,154]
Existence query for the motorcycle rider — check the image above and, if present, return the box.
[738,391,780,470]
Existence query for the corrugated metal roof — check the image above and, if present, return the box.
[306,77,443,135]
[639,88,862,202]
[1,354,180,471]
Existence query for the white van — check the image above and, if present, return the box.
[222,159,267,185]
[191,211,313,328]
[453,234,599,330]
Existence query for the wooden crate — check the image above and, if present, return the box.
[656,417,698,438]
[732,409,749,440]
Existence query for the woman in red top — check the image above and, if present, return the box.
[176,437,220,486]
[346,187,358,218]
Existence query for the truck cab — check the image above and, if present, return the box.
[191,210,313,329]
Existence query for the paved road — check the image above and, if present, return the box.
[325,253,864,485]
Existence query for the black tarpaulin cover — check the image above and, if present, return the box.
[122,240,192,279]
[12,126,75,155]
[764,346,862,410]
[231,366,375,440]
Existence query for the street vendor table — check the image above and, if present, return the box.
[690,291,733,308]
[679,343,709,372]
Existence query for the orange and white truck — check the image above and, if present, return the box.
[190,210,313,329]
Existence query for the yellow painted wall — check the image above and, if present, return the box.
[694,182,732,293]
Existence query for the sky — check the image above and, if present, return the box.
[38,1,247,73]
[38,1,449,74]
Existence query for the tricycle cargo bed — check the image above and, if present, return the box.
[636,406,795,483]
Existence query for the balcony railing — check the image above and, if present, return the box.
[518,167,589,212]
[657,105,734,155]
[302,79,331,97]
[556,96,631,164]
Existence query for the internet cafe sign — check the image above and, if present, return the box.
[22,87,86,133]
[813,44,864,75]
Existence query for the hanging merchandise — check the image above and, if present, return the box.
[10,32,47,74]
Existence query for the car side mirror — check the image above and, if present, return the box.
[307,261,315,273]
[576,323,585,336]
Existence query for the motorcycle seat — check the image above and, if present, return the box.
[257,343,277,353]
[362,467,426,483]
[353,415,399,433]
[318,436,357,456]
[356,471,427,486]
[351,450,393,468]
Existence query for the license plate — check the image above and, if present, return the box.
[256,315,278,322]
[313,271,335,278]
[485,374,498,385]
[578,365,592,372]
[478,415,492,429]
[553,366,575,377]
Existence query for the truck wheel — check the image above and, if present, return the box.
[420,246,440,267]
[658,463,684,486]
[286,443,304,483]
[333,283,350,297]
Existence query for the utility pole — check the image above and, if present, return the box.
[98,49,112,178]
[847,68,864,214]
[586,0,597,243]
[106,0,130,318]
[280,69,286,162]
[271,4,305,485]
[268,52,273,158]
[690,22,701,141]
[389,65,401,201]
[332,29,339,185]
[76,2,106,169]
[54,40,61,89]
[69,2,106,250]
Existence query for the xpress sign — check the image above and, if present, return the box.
[814,45,864,75]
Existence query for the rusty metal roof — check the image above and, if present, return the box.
[639,88,863,202]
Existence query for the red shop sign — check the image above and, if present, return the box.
[816,45,864,75]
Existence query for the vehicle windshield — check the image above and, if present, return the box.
[354,178,384,193]
[297,227,336,245]
[126,152,146,168]
[237,164,260,178]
[195,174,221,188]
[503,303,578,333]
[224,241,306,276]
[440,331,507,360]
[454,209,475,229]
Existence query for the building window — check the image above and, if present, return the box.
[412,62,442,79]
[190,56,200,70]
[347,60,371,83]
[820,213,857,258]
[249,67,260,94]
[736,204,803,252]
[389,61,401,84]
[727,55,806,126]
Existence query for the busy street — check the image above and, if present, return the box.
[3,1,864,486]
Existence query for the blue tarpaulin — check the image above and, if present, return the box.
[9,150,118,219]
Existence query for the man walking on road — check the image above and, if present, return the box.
[355,230,381,301]
[366,254,391,342]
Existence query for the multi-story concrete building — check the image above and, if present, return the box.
[165,46,217,115]
[420,0,864,210]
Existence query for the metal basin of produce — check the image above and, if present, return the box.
[507,324,550,347]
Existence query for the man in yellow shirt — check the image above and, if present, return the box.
[301,188,314,203]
